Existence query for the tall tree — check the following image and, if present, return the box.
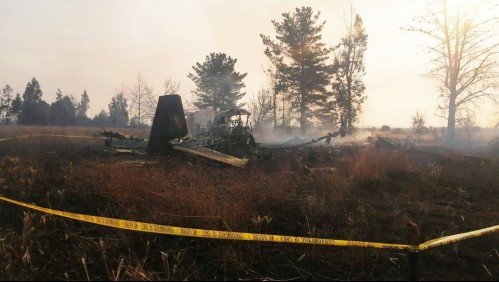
[188,52,247,111]
[92,110,112,127]
[330,13,368,134]
[22,77,43,103]
[10,93,22,123]
[55,88,63,101]
[1,85,13,124]
[109,92,129,127]
[49,89,76,126]
[73,90,91,126]
[261,6,333,133]
[127,73,156,125]
[409,0,499,141]
[19,78,49,125]
[76,90,90,119]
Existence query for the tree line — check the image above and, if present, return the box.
[0,73,180,128]
[1,6,368,134]
[190,2,499,140]
[2,2,497,141]
[0,78,131,128]
[189,7,368,134]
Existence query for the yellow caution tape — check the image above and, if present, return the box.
[0,133,96,142]
[0,195,416,250]
[419,225,499,250]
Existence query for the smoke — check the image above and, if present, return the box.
[331,129,373,145]
[253,126,298,145]
[253,126,373,146]
[444,127,499,157]
[253,125,499,159]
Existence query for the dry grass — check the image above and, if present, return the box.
[0,125,150,139]
[0,125,497,280]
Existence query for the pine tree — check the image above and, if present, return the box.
[22,78,43,103]
[49,89,76,126]
[109,92,129,127]
[261,7,333,133]
[76,90,90,125]
[19,78,49,125]
[10,93,23,123]
[188,52,247,111]
[330,14,368,134]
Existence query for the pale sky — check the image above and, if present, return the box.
[0,0,497,128]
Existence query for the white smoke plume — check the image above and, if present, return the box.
[253,126,372,146]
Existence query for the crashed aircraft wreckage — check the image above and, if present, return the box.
[98,94,346,168]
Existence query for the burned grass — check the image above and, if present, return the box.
[0,128,498,280]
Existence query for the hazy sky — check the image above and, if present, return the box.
[0,0,497,128]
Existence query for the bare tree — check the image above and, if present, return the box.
[162,76,180,95]
[409,0,499,141]
[263,66,278,128]
[160,76,198,113]
[127,73,156,125]
[248,88,273,129]
[262,53,288,128]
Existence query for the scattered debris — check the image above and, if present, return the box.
[98,94,347,168]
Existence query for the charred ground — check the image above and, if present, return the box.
[0,126,498,281]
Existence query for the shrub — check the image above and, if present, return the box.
[380,125,391,131]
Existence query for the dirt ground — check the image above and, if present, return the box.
[0,126,498,281]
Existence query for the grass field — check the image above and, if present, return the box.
[0,125,498,280]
